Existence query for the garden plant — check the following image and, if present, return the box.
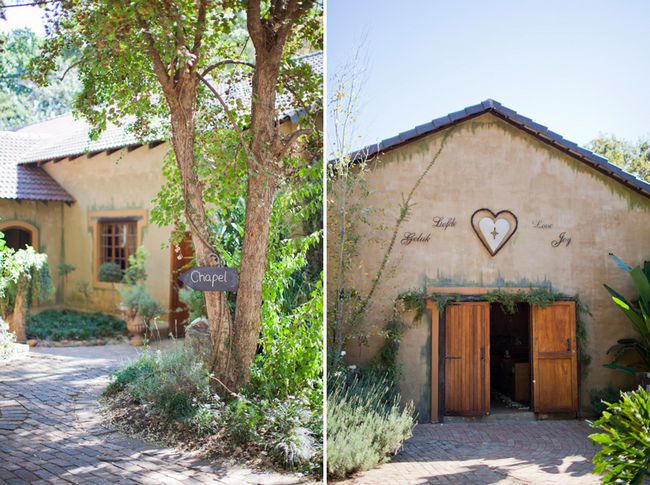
[603,254,650,375]
[590,387,650,484]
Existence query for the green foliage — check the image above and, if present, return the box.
[75,280,91,299]
[395,288,427,323]
[105,357,154,394]
[604,254,650,375]
[118,284,165,324]
[98,262,122,283]
[116,248,164,325]
[482,287,558,313]
[122,247,149,286]
[56,263,76,277]
[178,287,206,321]
[108,342,211,420]
[429,292,461,312]
[0,28,80,130]
[26,309,127,341]
[587,135,650,183]
[0,242,53,320]
[590,385,627,417]
[589,387,650,484]
[108,344,321,474]
[327,372,416,479]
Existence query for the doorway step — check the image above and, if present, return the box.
[444,410,536,423]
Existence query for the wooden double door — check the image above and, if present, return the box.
[443,301,578,416]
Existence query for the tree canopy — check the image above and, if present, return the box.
[34,0,322,389]
[0,28,80,130]
[587,134,650,183]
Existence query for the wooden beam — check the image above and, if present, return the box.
[148,140,164,149]
[127,144,142,152]
[87,151,103,158]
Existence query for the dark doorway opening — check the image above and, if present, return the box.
[489,303,531,413]
[3,228,32,251]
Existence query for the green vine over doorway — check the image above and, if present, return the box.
[373,287,592,381]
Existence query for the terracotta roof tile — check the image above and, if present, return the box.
[0,132,75,202]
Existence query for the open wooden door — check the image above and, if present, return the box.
[444,302,490,416]
[530,301,578,413]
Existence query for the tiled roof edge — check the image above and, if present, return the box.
[345,99,650,199]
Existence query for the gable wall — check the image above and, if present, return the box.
[336,113,650,419]
[42,143,172,314]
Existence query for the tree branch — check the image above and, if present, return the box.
[201,60,254,78]
[59,59,82,81]
[198,73,258,167]
[246,0,264,51]
[191,0,208,57]
[280,128,311,155]
[134,13,173,94]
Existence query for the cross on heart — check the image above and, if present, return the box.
[470,209,518,256]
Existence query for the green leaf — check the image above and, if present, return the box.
[603,363,637,376]
[630,266,650,306]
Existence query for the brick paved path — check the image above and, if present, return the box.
[339,420,604,485]
[0,350,313,485]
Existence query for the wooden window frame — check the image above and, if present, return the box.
[88,210,147,289]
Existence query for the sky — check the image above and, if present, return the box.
[0,5,45,36]
[3,1,649,155]
[326,1,650,153]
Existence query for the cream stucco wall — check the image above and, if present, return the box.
[41,143,172,314]
[335,113,650,420]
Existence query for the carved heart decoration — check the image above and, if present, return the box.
[471,209,518,256]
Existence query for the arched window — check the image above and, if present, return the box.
[0,221,39,251]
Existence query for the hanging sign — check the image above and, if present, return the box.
[471,208,518,256]
[178,267,239,292]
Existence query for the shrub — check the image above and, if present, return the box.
[266,396,316,468]
[26,309,127,341]
[589,386,650,484]
[327,372,416,479]
[108,342,210,420]
[98,262,122,283]
[105,357,155,394]
[590,385,626,417]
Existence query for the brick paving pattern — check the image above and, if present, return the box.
[0,350,314,485]
[339,420,606,484]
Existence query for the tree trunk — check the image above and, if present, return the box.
[9,279,27,343]
[232,171,276,386]
[167,94,235,386]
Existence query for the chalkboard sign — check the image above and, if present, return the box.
[178,267,238,292]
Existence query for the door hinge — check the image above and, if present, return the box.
[444,356,461,360]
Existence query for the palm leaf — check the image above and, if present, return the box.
[603,363,637,376]
[630,266,650,307]
[610,253,633,273]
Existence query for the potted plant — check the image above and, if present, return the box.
[98,261,122,306]
[117,248,167,345]
[603,254,650,385]
[119,284,165,345]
